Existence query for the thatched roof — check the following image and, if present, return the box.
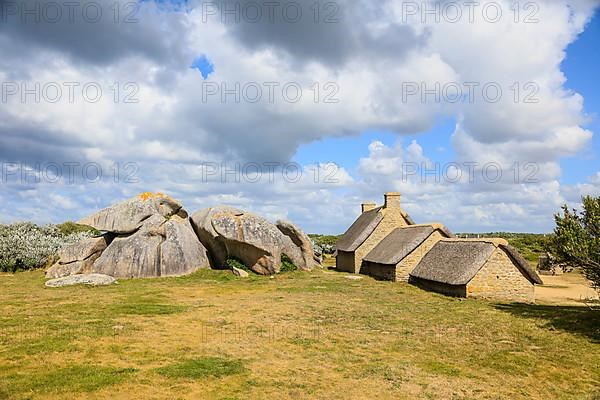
[410,240,496,285]
[363,224,452,265]
[410,239,543,285]
[336,207,384,252]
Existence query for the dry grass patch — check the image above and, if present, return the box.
[0,269,599,399]
[155,357,245,379]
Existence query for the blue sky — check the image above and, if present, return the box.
[560,11,600,184]
[292,119,457,175]
[191,55,215,80]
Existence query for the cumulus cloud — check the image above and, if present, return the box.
[0,0,598,233]
[214,0,424,67]
[352,138,571,232]
[0,0,192,67]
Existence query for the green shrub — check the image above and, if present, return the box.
[224,257,250,272]
[308,234,340,247]
[0,222,92,273]
[456,232,552,264]
[552,196,600,289]
[56,222,99,236]
[280,254,298,272]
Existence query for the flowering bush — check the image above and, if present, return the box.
[0,223,93,273]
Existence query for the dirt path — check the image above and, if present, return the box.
[536,271,599,306]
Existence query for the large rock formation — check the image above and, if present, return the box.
[47,193,210,279]
[46,235,111,278]
[276,220,319,269]
[78,192,184,234]
[91,214,168,278]
[46,194,317,280]
[160,215,210,276]
[189,206,235,269]
[191,206,318,275]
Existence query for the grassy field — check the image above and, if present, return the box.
[0,265,599,400]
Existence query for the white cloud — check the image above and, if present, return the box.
[0,0,598,233]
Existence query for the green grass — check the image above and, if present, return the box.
[2,365,136,396]
[419,360,461,377]
[0,269,599,399]
[110,302,188,316]
[173,268,251,283]
[155,357,245,379]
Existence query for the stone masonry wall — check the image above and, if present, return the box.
[467,248,535,303]
[395,230,445,282]
[353,207,411,274]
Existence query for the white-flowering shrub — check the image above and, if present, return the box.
[0,223,92,272]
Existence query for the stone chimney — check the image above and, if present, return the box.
[361,202,376,213]
[384,192,401,209]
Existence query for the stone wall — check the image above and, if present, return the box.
[395,230,445,282]
[336,251,356,273]
[352,207,411,274]
[467,247,535,303]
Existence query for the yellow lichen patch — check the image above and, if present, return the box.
[139,192,168,201]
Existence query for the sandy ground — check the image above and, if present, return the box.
[536,271,599,306]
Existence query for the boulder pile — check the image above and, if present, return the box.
[46,193,319,280]
[191,206,319,275]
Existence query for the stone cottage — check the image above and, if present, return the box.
[360,224,453,282]
[336,193,414,274]
[409,238,543,302]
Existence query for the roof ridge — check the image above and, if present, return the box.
[439,237,508,246]
[336,208,385,252]
[407,223,452,236]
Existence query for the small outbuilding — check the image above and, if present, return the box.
[336,193,414,274]
[409,239,543,303]
[360,224,453,282]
